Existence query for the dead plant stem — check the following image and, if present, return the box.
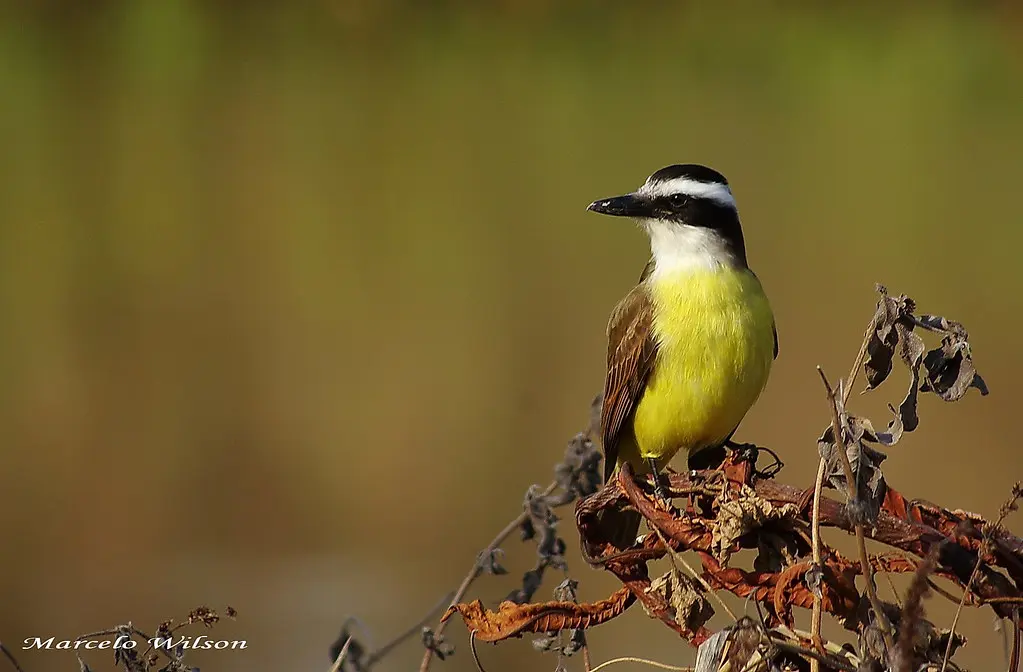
[418,480,559,672]
[819,367,895,652]
[809,458,827,672]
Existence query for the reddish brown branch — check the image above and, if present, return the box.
[444,455,1022,672]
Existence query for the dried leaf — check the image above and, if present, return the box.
[562,628,586,657]
[890,321,925,433]
[519,486,567,569]
[444,587,635,642]
[805,564,824,600]
[711,484,799,564]
[421,627,454,661]
[552,579,578,603]
[531,628,585,658]
[818,416,888,526]
[693,628,731,672]
[694,618,763,672]
[478,548,508,576]
[753,531,799,573]
[531,633,561,654]
[921,332,989,402]
[864,286,916,390]
[644,569,713,632]
[552,433,602,504]
[847,414,900,448]
[506,566,544,605]
[328,626,367,672]
[858,290,988,445]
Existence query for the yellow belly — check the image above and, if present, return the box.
[627,267,775,470]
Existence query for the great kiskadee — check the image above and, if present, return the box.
[587,164,778,548]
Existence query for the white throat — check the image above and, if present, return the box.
[644,220,735,277]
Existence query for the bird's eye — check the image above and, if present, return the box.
[669,193,687,208]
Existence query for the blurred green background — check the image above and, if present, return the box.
[1,2,1021,671]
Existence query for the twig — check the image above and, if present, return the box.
[809,458,827,672]
[773,624,864,664]
[818,368,895,652]
[418,480,559,672]
[588,656,694,672]
[329,636,353,672]
[768,637,859,672]
[362,591,452,668]
[805,307,878,670]
[582,633,593,672]
[882,568,903,609]
[0,642,26,672]
[984,597,1023,605]
[926,579,968,606]
[941,484,1023,672]
[842,316,874,406]
[468,631,487,672]
[1010,606,1020,672]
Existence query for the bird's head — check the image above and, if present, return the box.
[587,164,747,272]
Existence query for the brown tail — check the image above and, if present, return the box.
[596,506,643,551]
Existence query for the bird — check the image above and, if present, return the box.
[587,164,778,549]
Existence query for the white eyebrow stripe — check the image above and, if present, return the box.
[639,177,737,209]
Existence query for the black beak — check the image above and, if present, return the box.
[586,193,650,218]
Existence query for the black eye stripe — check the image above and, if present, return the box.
[662,193,689,208]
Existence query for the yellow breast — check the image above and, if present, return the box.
[630,267,775,466]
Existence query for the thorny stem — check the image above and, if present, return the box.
[418,480,560,672]
[818,368,895,653]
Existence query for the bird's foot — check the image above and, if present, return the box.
[725,440,784,479]
[646,457,674,511]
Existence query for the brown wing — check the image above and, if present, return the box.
[601,283,658,483]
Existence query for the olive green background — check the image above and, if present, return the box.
[1,2,1021,671]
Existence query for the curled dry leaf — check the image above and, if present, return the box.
[443,587,635,643]
[860,287,988,435]
[644,568,714,633]
[477,548,508,576]
[552,432,603,505]
[920,328,989,402]
[817,414,888,526]
[864,286,916,390]
[695,617,769,672]
[711,484,799,565]
[896,320,925,433]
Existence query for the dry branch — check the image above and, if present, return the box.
[445,456,1022,670]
